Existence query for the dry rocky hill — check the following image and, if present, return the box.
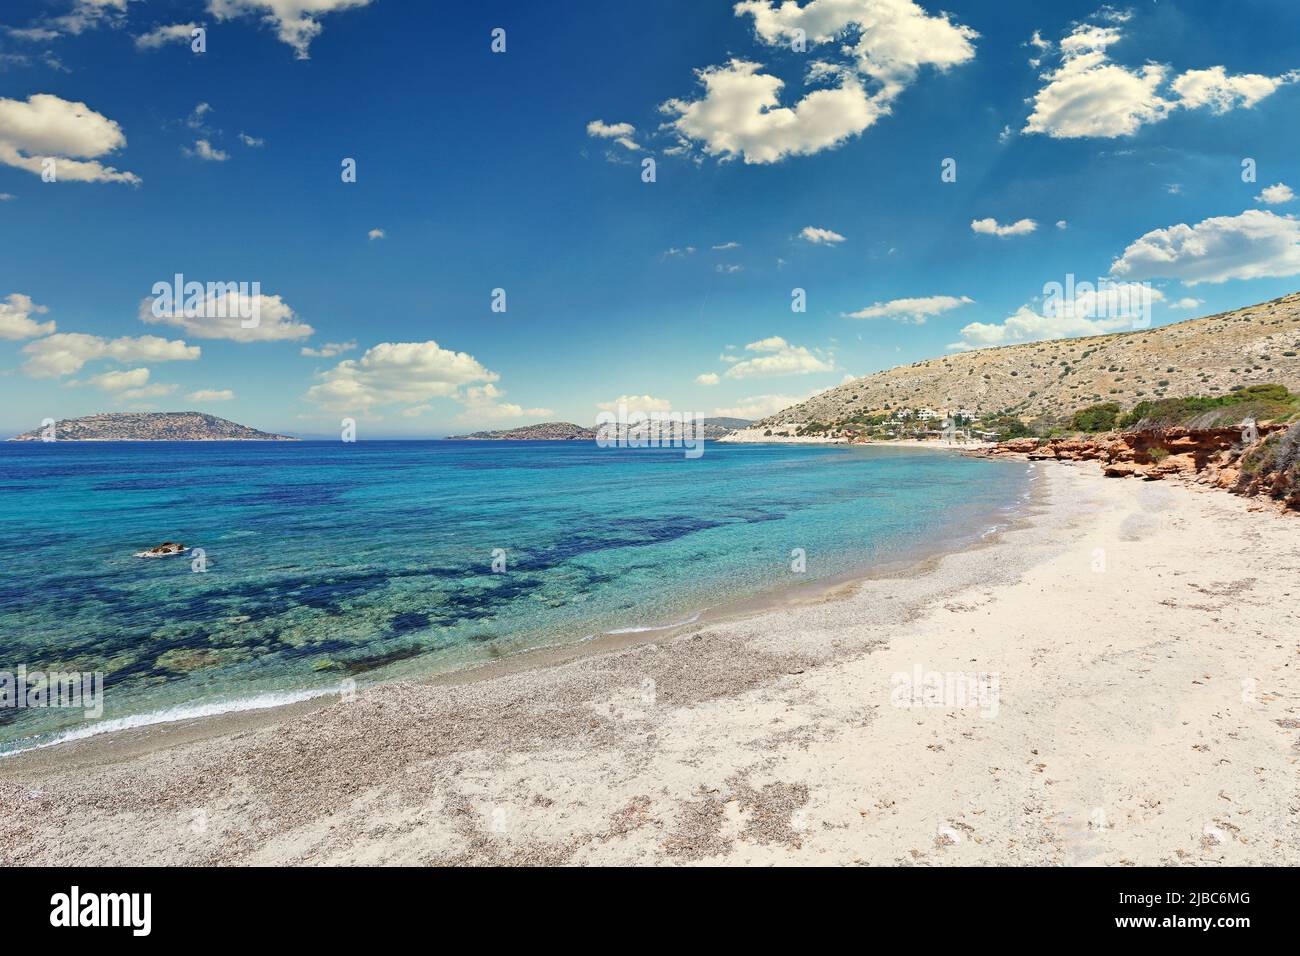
[755,292,1300,429]
[8,412,295,441]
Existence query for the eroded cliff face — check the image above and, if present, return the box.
[983,422,1300,511]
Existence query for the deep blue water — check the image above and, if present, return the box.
[0,440,1029,751]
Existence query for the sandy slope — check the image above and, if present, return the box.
[2,463,1297,866]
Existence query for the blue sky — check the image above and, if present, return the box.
[1,0,1299,437]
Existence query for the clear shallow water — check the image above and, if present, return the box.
[0,440,1029,751]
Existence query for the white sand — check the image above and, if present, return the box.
[2,462,1297,865]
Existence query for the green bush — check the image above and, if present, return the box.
[1069,402,1121,432]
[1119,384,1298,430]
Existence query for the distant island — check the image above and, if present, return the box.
[448,422,596,441]
[8,412,297,442]
[447,418,752,441]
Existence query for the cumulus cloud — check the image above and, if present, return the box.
[947,282,1164,350]
[1171,66,1297,113]
[0,93,139,184]
[800,225,846,244]
[971,217,1037,237]
[301,340,356,358]
[189,388,235,401]
[456,383,552,424]
[304,340,499,412]
[83,367,179,401]
[1256,183,1295,205]
[724,336,835,379]
[238,131,264,147]
[695,372,721,385]
[1024,15,1297,139]
[844,294,973,324]
[206,0,374,59]
[736,0,978,92]
[367,228,385,240]
[0,293,55,340]
[184,138,228,161]
[139,291,314,342]
[1109,209,1300,285]
[22,333,200,378]
[586,119,641,151]
[661,2,977,163]
[135,22,201,49]
[86,367,150,391]
[661,60,882,165]
[1169,297,1204,310]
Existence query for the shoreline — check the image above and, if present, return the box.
[0,453,1035,763]
[3,461,1296,865]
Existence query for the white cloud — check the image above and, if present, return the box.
[712,391,818,420]
[206,0,374,59]
[1169,297,1204,310]
[0,293,55,340]
[238,131,264,147]
[715,263,742,273]
[36,1,128,38]
[947,283,1164,350]
[305,340,498,412]
[368,228,385,240]
[1024,16,1297,139]
[1056,219,1068,229]
[661,246,696,259]
[186,102,212,130]
[0,93,139,184]
[735,0,978,94]
[22,333,200,378]
[800,225,846,244]
[189,388,235,401]
[662,2,977,164]
[724,336,835,379]
[1109,209,1300,285]
[301,340,356,358]
[844,294,972,324]
[695,372,720,385]
[135,23,201,49]
[1256,183,1295,205]
[712,241,740,251]
[87,367,150,391]
[597,394,674,413]
[1171,66,1297,113]
[119,383,178,401]
[184,139,228,161]
[139,291,314,342]
[586,119,641,151]
[971,217,1037,237]
[661,60,882,165]
[7,28,62,42]
[456,383,551,424]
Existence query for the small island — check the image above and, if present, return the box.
[8,412,297,442]
[447,418,752,441]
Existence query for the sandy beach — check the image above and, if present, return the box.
[2,460,1297,866]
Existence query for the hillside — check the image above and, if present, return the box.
[755,292,1300,430]
[447,422,595,440]
[8,412,296,442]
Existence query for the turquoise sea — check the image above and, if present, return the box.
[0,440,1030,752]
